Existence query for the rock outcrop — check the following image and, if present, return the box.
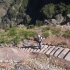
[55,14,64,24]
[66,14,70,26]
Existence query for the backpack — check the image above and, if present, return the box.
[38,36,42,42]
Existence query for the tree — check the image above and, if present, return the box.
[41,3,55,19]
[21,0,29,12]
[8,7,17,19]
[23,15,31,25]
[19,7,24,13]
[1,16,11,28]
[55,2,66,14]
[66,5,70,14]
[15,0,21,5]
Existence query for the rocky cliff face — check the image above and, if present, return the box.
[0,0,12,23]
[26,0,69,24]
[0,0,12,7]
[0,0,70,28]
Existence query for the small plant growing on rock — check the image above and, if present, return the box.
[27,24,35,29]
[63,30,70,38]
[36,20,43,27]
[43,32,50,38]
[51,28,61,35]
[58,42,67,45]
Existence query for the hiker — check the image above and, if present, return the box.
[38,35,43,50]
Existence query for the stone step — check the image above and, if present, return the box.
[43,46,52,53]
[24,48,31,52]
[50,47,60,55]
[54,48,64,57]
[27,48,31,52]
[46,46,55,55]
[58,48,70,58]
[40,45,48,53]
[19,48,25,51]
[42,45,50,53]
[33,45,45,52]
[36,49,40,52]
[29,45,45,52]
[0,45,70,62]
[33,49,37,52]
[65,51,70,61]
[41,45,44,48]
[30,48,34,52]
[21,48,26,51]
[24,48,29,51]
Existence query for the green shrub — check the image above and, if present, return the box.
[0,27,36,45]
[19,30,25,36]
[43,32,49,38]
[17,13,24,19]
[63,30,70,38]
[21,0,29,11]
[51,28,61,35]
[36,21,43,27]
[19,29,36,39]
[5,27,10,32]
[58,42,67,45]
[66,5,70,14]
[14,5,19,10]
[27,31,36,37]
[42,26,53,32]
[10,0,16,6]
[0,38,7,43]
[8,8,17,18]
[56,2,66,14]
[41,3,55,18]
[23,15,31,25]
[24,31,36,38]
[12,36,20,45]
[0,32,8,44]
[16,0,21,5]
[27,24,35,29]
[7,27,17,37]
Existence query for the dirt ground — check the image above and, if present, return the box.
[26,35,70,49]
[42,35,70,49]
[17,53,70,70]
[0,52,70,70]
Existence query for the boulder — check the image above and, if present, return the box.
[50,19,58,25]
[66,14,70,26]
[44,19,60,25]
[55,14,64,24]
[67,14,70,18]
[44,19,51,24]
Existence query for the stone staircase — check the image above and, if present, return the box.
[0,45,70,63]
[23,45,70,61]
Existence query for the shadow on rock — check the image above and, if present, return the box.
[21,46,38,49]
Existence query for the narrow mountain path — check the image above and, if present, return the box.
[0,45,70,63]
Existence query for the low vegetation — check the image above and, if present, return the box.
[58,42,67,46]
[0,26,36,45]
[0,25,70,46]
[42,25,62,37]
[43,32,50,38]
[63,30,70,38]
[51,28,61,35]
[27,24,35,29]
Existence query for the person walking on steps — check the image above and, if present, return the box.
[38,34,43,50]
